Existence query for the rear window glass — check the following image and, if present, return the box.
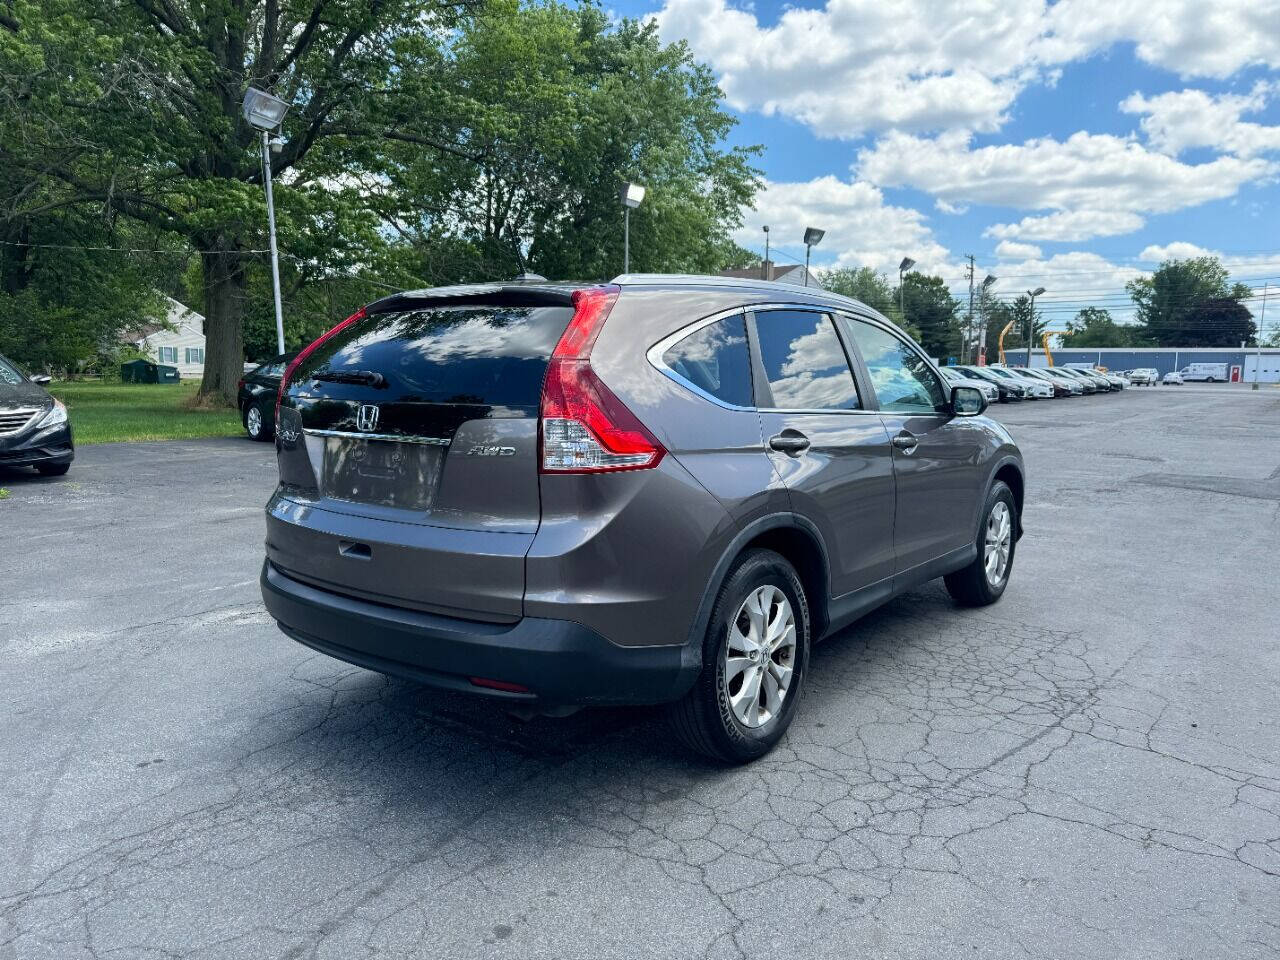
[662,314,754,407]
[294,305,574,410]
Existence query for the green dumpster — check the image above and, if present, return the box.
[120,359,182,383]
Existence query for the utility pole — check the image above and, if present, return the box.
[763,225,770,281]
[962,254,975,363]
[1254,281,1268,391]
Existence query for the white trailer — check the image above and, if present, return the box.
[1179,362,1228,382]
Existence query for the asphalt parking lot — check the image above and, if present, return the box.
[3,384,1279,960]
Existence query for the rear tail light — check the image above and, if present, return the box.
[237,378,245,392]
[276,307,367,415]
[539,286,664,473]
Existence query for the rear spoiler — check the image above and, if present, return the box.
[366,283,582,314]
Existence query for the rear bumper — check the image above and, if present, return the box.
[0,423,73,468]
[260,561,699,705]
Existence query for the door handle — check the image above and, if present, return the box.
[769,431,811,455]
[891,432,919,454]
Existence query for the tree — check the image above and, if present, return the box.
[389,6,762,283]
[1126,256,1254,346]
[1,1,759,398]
[820,267,904,326]
[1064,307,1143,348]
[896,273,960,360]
[1181,298,1256,347]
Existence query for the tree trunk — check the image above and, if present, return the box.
[197,242,247,405]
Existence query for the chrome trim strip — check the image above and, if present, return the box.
[303,428,451,446]
[646,303,892,417]
[0,407,39,436]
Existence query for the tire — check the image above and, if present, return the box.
[667,549,811,764]
[35,461,70,477]
[244,400,272,441]
[944,481,1017,608]
[1207,376,1215,383]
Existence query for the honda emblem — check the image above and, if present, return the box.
[356,404,379,432]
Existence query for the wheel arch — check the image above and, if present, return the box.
[989,458,1025,540]
[686,514,832,657]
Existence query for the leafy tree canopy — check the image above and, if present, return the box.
[0,0,760,396]
[1064,307,1143,348]
[820,267,905,328]
[1126,256,1254,347]
[897,272,960,360]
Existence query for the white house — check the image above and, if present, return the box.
[131,296,207,379]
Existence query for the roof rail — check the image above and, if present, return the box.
[610,272,865,308]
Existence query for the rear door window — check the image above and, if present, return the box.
[754,310,860,410]
[661,314,754,408]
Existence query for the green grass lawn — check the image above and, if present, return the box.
[49,381,243,445]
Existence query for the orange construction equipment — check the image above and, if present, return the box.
[1043,329,1071,367]
[996,321,1015,366]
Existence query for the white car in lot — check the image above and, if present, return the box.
[1162,371,1184,385]
[1128,367,1159,386]
[983,365,1055,399]
[1017,366,1082,395]
[939,366,1000,403]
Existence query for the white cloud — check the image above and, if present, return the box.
[1138,241,1216,262]
[654,0,1280,139]
[857,130,1275,242]
[994,240,1042,260]
[1121,83,1280,157]
[1041,0,1280,79]
[984,251,1147,324]
[653,0,1046,138]
[736,176,957,277]
[985,210,1147,243]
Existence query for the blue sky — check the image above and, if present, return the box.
[614,0,1280,327]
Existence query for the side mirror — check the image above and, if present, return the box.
[951,385,987,417]
[29,374,52,386]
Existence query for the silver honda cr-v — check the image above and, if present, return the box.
[261,274,1024,762]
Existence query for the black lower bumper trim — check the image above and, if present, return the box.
[260,561,698,705]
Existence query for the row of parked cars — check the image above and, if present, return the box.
[939,363,1130,402]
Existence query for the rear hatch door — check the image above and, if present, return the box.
[270,287,577,621]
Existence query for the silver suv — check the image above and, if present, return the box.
[261,275,1024,762]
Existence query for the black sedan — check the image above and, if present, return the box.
[0,351,73,476]
[237,353,295,441]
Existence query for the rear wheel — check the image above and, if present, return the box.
[244,400,272,441]
[945,481,1017,607]
[667,549,810,764]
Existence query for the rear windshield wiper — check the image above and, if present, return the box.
[310,369,386,388]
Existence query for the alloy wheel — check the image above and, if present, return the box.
[984,501,1012,585]
[724,585,796,729]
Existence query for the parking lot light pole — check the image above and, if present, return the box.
[979,274,996,363]
[1026,287,1045,368]
[898,257,915,322]
[1254,281,1268,390]
[243,87,292,356]
[803,227,825,287]
[620,182,646,274]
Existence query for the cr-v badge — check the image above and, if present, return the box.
[467,445,516,457]
[356,404,379,432]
